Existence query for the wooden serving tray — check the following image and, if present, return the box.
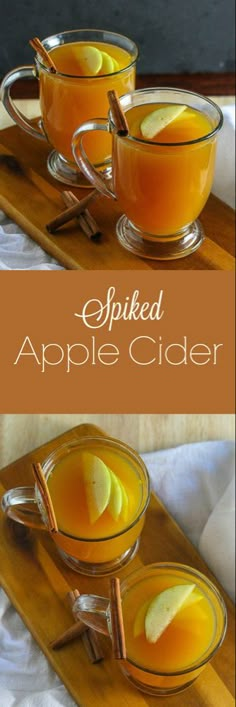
[0,424,234,706]
[0,124,234,270]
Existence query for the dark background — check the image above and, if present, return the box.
[0,0,235,78]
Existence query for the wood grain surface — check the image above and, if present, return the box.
[0,413,235,470]
[0,124,234,271]
[0,424,234,707]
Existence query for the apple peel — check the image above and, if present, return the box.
[140,104,187,139]
[145,583,196,643]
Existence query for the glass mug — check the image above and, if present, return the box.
[73,563,227,696]
[0,29,138,187]
[1,436,150,576]
[72,87,223,259]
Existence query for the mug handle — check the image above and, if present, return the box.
[72,118,116,199]
[0,66,46,141]
[1,486,45,530]
[73,593,110,636]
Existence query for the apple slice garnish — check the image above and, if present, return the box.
[144,583,196,643]
[83,453,111,523]
[107,468,123,520]
[77,46,103,75]
[140,104,187,139]
[120,480,129,522]
[112,58,120,72]
[133,585,203,639]
[100,51,115,74]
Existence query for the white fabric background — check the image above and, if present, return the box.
[0,440,235,707]
[0,105,235,270]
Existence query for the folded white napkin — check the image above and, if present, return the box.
[0,440,234,706]
[0,105,235,270]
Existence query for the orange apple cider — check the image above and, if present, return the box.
[46,442,148,565]
[39,41,135,165]
[121,566,226,691]
[113,103,216,236]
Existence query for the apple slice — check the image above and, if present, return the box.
[83,453,111,523]
[120,480,129,522]
[140,104,187,139]
[77,46,103,75]
[100,51,115,74]
[133,586,202,639]
[107,469,123,520]
[112,58,120,72]
[182,587,203,609]
[145,584,196,643]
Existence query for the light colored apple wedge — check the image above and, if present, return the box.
[83,453,111,523]
[100,51,115,74]
[181,587,203,609]
[120,480,129,522]
[145,583,196,643]
[107,469,123,520]
[112,58,120,72]
[140,104,187,139]
[77,46,103,75]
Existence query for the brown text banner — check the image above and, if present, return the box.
[0,271,234,413]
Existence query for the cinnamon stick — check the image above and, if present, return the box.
[109,577,126,660]
[67,588,80,614]
[50,620,86,649]
[29,37,57,73]
[82,628,104,664]
[62,191,101,240]
[67,589,104,663]
[46,190,98,233]
[107,90,129,136]
[32,462,58,533]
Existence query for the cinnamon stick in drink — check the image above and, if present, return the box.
[109,577,126,660]
[32,462,58,533]
[107,90,129,136]
[29,37,57,73]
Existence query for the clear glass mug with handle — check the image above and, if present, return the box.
[0,29,138,187]
[1,436,150,576]
[72,87,223,258]
[72,562,227,696]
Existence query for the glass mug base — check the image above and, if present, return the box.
[47,150,112,188]
[121,667,197,696]
[116,215,205,260]
[58,538,140,576]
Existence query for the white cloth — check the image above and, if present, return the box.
[212,105,235,210]
[0,105,235,270]
[0,440,234,706]
[0,212,64,271]
[142,440,235,601]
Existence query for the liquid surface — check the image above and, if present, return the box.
[49,41,132,76]
[47,446,143,538]
[127,103,213,144]
[123,572,216,672]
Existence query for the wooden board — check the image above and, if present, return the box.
[0,124,234,270]
[0,423,234,707]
